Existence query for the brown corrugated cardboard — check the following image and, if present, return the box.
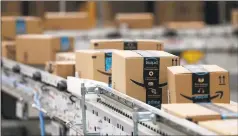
[198,119,238,135]
[76,50,115,85]
[112,50,179,108]
[232,9,238,26]
[167,65,230,103]
[1,16,43,40]
[56,52,75,61]
[1,1,22,16]
[162,103,238,122]
[1,41,16,60]
[16,34,74,65]
[155,2,204,25]
[45,61,75,78]
[165,21,205,29]
[44,12,92,30]
[90,39,163,50]
[115,13,154,29]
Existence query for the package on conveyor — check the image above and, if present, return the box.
[44,12,93,30]
[167,65,230,103]
[75,49,115,86]
[1,41,16,60]
[56,52,75,61]
[115,13,154,29]
[198,119,238,135]
[16,34,74,65]
[232,9,238,26]
[1,16,43,40]
[164,21,205,29]
[162,103,238,122]
[112,50,179,109]
[45,61,75,78]
[90,39,163,50]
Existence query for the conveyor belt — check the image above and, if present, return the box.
[1,58,219,135]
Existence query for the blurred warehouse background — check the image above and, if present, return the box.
[1,1,238,136]
[1,1,238,25]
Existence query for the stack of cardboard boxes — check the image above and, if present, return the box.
[74,39,237,135]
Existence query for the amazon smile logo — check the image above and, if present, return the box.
[180,91,223,103]
[97,69,112,76]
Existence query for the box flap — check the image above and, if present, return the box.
[162,103,220,119]
[198,119,238,135]
[203,65,228,72]
[167,66,192,74]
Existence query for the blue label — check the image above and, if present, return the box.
[16,18,26,34]
[105,53,112,72]
[60,37,70,51]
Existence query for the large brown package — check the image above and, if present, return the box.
[115,13,154,29]
[112,50,179,108]
[44,12,92,30]
[16,34,74,65]
[90,39,163,50]
[1,16,43,40]
[76,50,115,86]
[167,65,230,103]
[162,103,238,122]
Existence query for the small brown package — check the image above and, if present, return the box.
[167,65,230,103]
[165,21,205,29]
[90,39,163,50]
[16,34,74,65]
[198,119,238,135]
[115,13,154,29]
[76,50,115,85]
[112,50,179,108]
[56,52,75,61]
[1,41,16,60]
[1,16,43,40]
[232,9,238,26]
[45,61,75,78]
[44,12,92,30]
[162,103,238,122]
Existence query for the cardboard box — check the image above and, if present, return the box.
[1,1,22,16]
[167,65,230,103]
[165,21,205,29]
[90,39,163,50]
[44,12,92,30]
[75,50,115,85]
[155,2,204,25]
[56,52,75,61]
[45,61,75,78]
[1,16,43,40]
[16,34,74,65]
[1,41,16,60]
[162,103,238,122]
[198,119,238,135]
[232,9,238,26]
[115,13,154,29]
[112,50,179,108]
